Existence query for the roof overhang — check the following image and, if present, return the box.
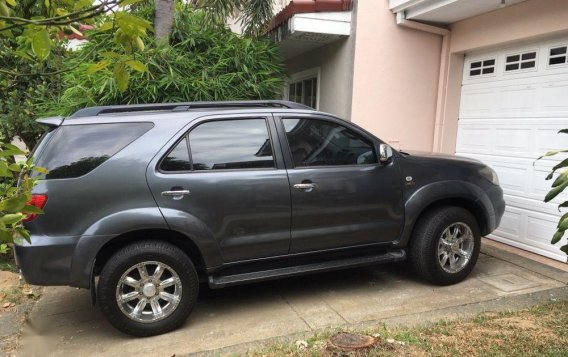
[389,0,528,25]
[267,1,353,60]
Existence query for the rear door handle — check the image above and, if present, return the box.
[293,183,317,192]
[161,190,190,200]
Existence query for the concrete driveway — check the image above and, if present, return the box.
[17,242,568,357]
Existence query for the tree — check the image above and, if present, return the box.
[538,129,568,259]
[40,7,286,115]
[0,0,276,89]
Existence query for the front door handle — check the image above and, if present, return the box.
[161,190,190,200]
[293,183,317,192]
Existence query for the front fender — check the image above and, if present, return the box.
[395,181,495,247]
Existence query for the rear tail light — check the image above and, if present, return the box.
[23,194,48,222]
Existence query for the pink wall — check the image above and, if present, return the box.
[349,0,442,151]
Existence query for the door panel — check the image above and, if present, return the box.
[147,116,291,263]
[278,117,404,253]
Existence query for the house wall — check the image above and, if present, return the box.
[437,0,568,153]
[285,34,356,119]
[349,0,442,151]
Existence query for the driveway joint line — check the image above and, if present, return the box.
[278,293,313,331]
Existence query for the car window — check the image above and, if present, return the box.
[282,118,377,167]
[161,137,192,171]
[35,123,153,180]
[188,119,274,171]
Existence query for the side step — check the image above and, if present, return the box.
[208,249,406,289]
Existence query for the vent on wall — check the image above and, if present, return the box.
[469,59,495,77]
[505,51,536,71]
[549,46,568,66]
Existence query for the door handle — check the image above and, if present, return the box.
[161,190,190,200]
[293,183,317,192]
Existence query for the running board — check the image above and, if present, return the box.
[208,249,406,289]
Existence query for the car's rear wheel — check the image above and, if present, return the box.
[409,207,480,285]
[97,241,199,336]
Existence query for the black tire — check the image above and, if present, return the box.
[97,240,199,337]
[408,206,480,285]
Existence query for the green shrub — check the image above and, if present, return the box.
[42,9,286,116]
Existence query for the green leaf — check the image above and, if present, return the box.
[0,213,23,225]
[561,244,568,255]
[0,244,8,254]
[33,167,49,174]
[98,22,114,31]
[552,171,568,188]
[0,161,10,177]
[0,195,27,213]
[558,214,568,231]
[119,0,143,7]
[32,28,52,61]
[15,227,30,243]
[0,230,12,243]
[87,60,110,74]
[536,149,568,160]
[559,129,568,134]
[113,62,129,92]
[552,230,565,245]
[545,181,568,202]
[5,0,16,7]
[124,60,146,73]
[20,205,43,214]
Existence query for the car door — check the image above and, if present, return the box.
[276,115,404,254]
[147,114,291,263]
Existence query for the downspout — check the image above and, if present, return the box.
[396,12,451,153]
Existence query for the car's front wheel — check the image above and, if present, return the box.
[409,207,481,285]
[97,240,199,336]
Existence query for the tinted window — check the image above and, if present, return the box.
[282,119,377,167]
[161,137,191,171]
[189,119,274,170]
[36,123,153,179]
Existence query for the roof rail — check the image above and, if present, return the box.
[70,100,312,118]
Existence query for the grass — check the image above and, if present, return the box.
[0,251,17,273]
[244,300,568,357]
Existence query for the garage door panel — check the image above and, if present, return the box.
[457,153,567,205]
[459,37,568,261]
[457,119,566,159]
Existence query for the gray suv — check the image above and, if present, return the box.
[15,100,505,336]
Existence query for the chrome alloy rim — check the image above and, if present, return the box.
[116,261,182,323]
[437,222,474,274]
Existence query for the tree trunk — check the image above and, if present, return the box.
[154,0,175,44]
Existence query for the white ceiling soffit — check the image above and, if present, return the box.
[389,0,528,25]
[270,11,351,59]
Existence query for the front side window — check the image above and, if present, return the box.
[36,123,153,179]
[282,118,377,167]
[188,119,274,171]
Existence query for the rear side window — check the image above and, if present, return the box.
[161,137,192,172]
[189,119,274,171]
[36,123,153,179]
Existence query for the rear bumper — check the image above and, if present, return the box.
[14,235,79,286]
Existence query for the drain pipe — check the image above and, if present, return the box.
[396,12,451,153]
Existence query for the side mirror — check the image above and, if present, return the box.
[379,143,393,163]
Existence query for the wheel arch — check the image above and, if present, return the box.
[395,181,495,248]
[92,229,209,280]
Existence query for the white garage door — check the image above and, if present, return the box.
[456,36,568,262]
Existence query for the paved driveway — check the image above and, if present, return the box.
[18,242,568,356]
